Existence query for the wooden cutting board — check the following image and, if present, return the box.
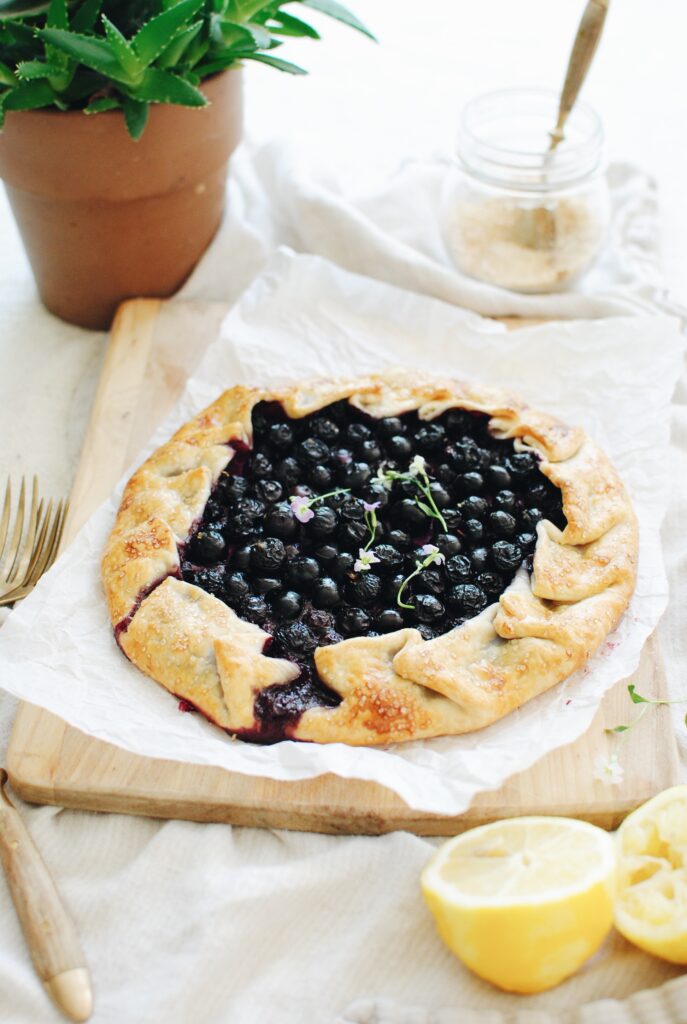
[7,299,681,834]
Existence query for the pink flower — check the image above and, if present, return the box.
[362,500,381,513]
[289,496,315,523]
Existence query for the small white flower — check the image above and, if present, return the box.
[354,549,381,572]
[408,454,427,476]
[375,466,393,490]
[593,752,624,787]
[418,543,445,565]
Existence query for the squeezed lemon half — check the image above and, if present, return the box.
[614,784,687,963]
[421,816,615,993]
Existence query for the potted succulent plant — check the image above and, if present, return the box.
[0,0,373,329]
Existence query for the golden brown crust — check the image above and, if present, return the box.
[102,371,639,746]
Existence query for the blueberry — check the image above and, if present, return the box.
[477,571,507,594]
[250,537,286,572]
[457,471,485,496]
[250,452,273,479]
[436,533,463,558]
[415,423,445,451]
[359,439,382,462]
[276,457,301,488]
[491,540,523,572]
[442,507,463,531]
[428,481,451,508]
[470,547,489,572]
[287,556,320,587]
[232,545,252,571]
[346,422,372,445]
[488,511,517,537]
[447,584,488,614]
[299,437,330,464]
[463,518,485,542]
[415,594,445,623]
[309,506,338,538]
[396,498,426,529]
[445,554,471,582]
[415,568,445,595]
[302,607,335,636]
[522,507,544,528]
[240,595,268,624]
[189,529,226,565]
[377,608,405,632]
[386,435,412,460]
[226,513,260,539]
[339,520,368,547]
[308,464,333,489]
[217,473,248,501]
[253,576,282,595]
[416,624,438,641]
[377,416,404,438]
[487,464,512,490]
[494,490,516,512]
[310,416,340,443]
[517,531,537,551]
[254,479,283,504]
[460,495,488,519]
[361,482,390,509]
[268,422,294,450]
[184,565,226,597]
[264,503,297,540]
[340,461,371,489]
[507,452,538,479]
[333,447,354,466]
[313,542,338,564]
[223,570,250,603]
[338,607,372,636]
[236,496,265,520]
[447,438,482,470]
[331,552,355,580]
[271,589,303,620]
[528,482,550,504]
[346,572,382,607]
[436,463,457,486]
[372,543,404,574]
[277,621,318,654]
[388,528,412,549]
[312,577,342,608]
[445,408,471,436]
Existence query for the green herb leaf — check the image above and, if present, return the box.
[131,0,204,66]
[300,0,376,41]
[415,500,434,518]
[83,94,119,113]
[3,77,54,109]
[125,66,207,106]
[628,684,649,705]
[606,724,630,734]
[37,28,129,82]
[242,51,306,73]
[122,95,148,139]
[101,15,142,81]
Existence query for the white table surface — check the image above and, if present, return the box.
[0,2,686,1022]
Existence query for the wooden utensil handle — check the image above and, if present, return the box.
[0,782,92,1021]
[552,0,610,145]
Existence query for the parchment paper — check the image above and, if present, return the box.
[0,250,683,815]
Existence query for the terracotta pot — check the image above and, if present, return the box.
[0,70,242,329]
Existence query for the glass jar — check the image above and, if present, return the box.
[445,89,610,293]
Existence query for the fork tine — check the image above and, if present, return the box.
[21,498,53,586]
[27,501,63,587]
[8,476,40,585]
[0,477,10,561]
[3,476,26,582]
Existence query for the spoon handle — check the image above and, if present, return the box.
[0,773,92,1021]
[551,0,610,149]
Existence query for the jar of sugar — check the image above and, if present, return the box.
[446,89,610,293]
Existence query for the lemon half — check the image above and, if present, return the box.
[421,816,615,994]
[615,784,687,963]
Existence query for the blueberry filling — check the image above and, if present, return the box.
[180,400,565,741]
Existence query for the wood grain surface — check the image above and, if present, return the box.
[7,299,681,834]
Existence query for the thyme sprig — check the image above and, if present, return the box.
[396,543,445,610]
[375,454,448,532]
[606,684,687,737]
[289,487,349,523]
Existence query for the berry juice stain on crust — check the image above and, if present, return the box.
[180,400,565,741]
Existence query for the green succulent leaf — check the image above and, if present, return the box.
[269,10,319,38]
[0,59,17,84]
[0,0,50,16]
[242,51,306,73]
[155,19,203,69]
[122,95,148,138]
[131,0,204,66]
[300,0,376,41]
[15,58,62,78]
[125,66,207,106]
[71,0,103,33]
[46,0,67,29]
[38,27,129,81]
[3,76,54,108]
[83,94,119,113]
[101,15,142,80]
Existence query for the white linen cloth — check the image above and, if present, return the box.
[1,137,686,1024]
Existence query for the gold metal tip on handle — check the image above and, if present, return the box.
[44,968,93,1022]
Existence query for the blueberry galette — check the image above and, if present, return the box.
[102,372,638,746]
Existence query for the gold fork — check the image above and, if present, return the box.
[0,476,68,607]
[0,477,91,1020]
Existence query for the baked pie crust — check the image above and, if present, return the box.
[102,372,638,746]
